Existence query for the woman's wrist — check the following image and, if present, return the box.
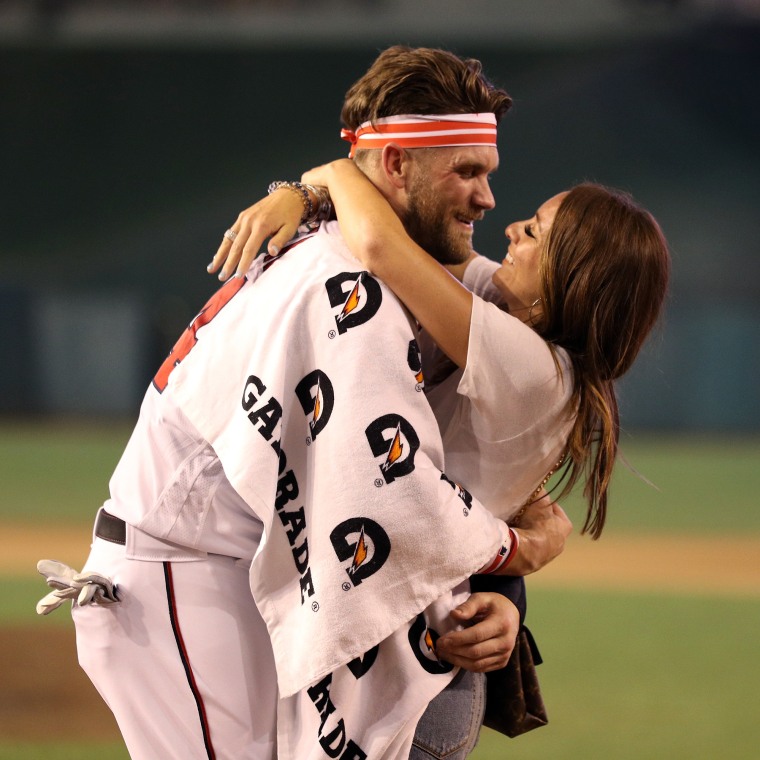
[267,180,333,227]
[478,527,520,575]
[303,183,333,224]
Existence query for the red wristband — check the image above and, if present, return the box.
[479,527,520,574]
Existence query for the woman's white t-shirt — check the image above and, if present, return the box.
[424,255,575,520]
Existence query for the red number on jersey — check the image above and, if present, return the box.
[153,276,247,393]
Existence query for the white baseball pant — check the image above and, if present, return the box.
[73,536,277,760]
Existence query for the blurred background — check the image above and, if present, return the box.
[0,0,758,428]
[1,2,759,759]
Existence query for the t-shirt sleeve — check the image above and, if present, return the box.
[419,255,503,389]
[458,296,573,442]
[462,254,504,305]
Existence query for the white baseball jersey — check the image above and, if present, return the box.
[76,223,511,760]
[167,222,510,758]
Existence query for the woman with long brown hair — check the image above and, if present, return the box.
[207,150,670,759]
[211,160,670,543]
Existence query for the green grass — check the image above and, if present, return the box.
[0,419,132,523]
[548,433,760,535]
[11,586,760,760]
[2,422,758,532]
[5,577,56,626]
[471,588,760,760]
[3,423,760,758]
[0,743,129,760]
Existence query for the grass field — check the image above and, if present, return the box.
[2,421,759,759]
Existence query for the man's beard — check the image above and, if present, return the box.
[402,181,475,265]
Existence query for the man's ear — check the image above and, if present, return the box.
[380,143,411,189]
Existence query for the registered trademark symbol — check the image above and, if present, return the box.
[305,437,312,446]
[463,507,469,517]
[415,383,424,393]
[374,478,384,488]
[342,582,352,592]
[328,329,337,339]
[311,601,320,612]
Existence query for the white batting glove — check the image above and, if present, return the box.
[36,559,119,616]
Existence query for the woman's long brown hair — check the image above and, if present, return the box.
[537,184,670,538]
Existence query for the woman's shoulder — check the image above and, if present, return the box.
[475,297,571,372]
[461,296,574,419]
[461,254,502,303]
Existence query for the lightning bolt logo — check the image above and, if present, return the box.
[325,271,382,336]
[312,376,322,430]
[366,414,419,485]
[336,274,362,324]
[381,423,404,473]
[330,517,391,587]
[408,614,453,674]
[349,525,369,576]
[295,370,334,441]
[424,627,438,659]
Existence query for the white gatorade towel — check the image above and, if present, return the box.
[169,224,508,758]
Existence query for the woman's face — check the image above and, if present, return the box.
[492,192,567,323]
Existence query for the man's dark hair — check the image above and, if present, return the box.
[341,46,512,134]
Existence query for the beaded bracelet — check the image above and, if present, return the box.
[479,527,520,574]
[304,183,334,224]
[267,181,334,228]
[267,181,314,226]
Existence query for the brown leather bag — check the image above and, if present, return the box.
[482,626,549,738]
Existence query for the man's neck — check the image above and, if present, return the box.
[356,157,409,222]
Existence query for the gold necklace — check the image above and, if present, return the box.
[509,452,567,527]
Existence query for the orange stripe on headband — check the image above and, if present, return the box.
[340,113,498,158]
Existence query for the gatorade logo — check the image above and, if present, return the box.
[347,646,379,679]
[295,369,335,441]
[325,271,383,335]
[365,414,420,484]
[407,339,424,390]
[440,473,473,515]
[307,674,368,759]
[330,517,391,588]
[408,614,454,675]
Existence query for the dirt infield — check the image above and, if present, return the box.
[1,625,122,742]
[2,524,124,742]
[7,523,760,595]
[3,523,759,742]
[531,533,760,597]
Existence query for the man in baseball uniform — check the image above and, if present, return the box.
[37,46,568,759]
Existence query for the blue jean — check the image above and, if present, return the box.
[410,669,486,759]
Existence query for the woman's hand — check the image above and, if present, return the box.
[504,489,573,575]
[208,188,305,281]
